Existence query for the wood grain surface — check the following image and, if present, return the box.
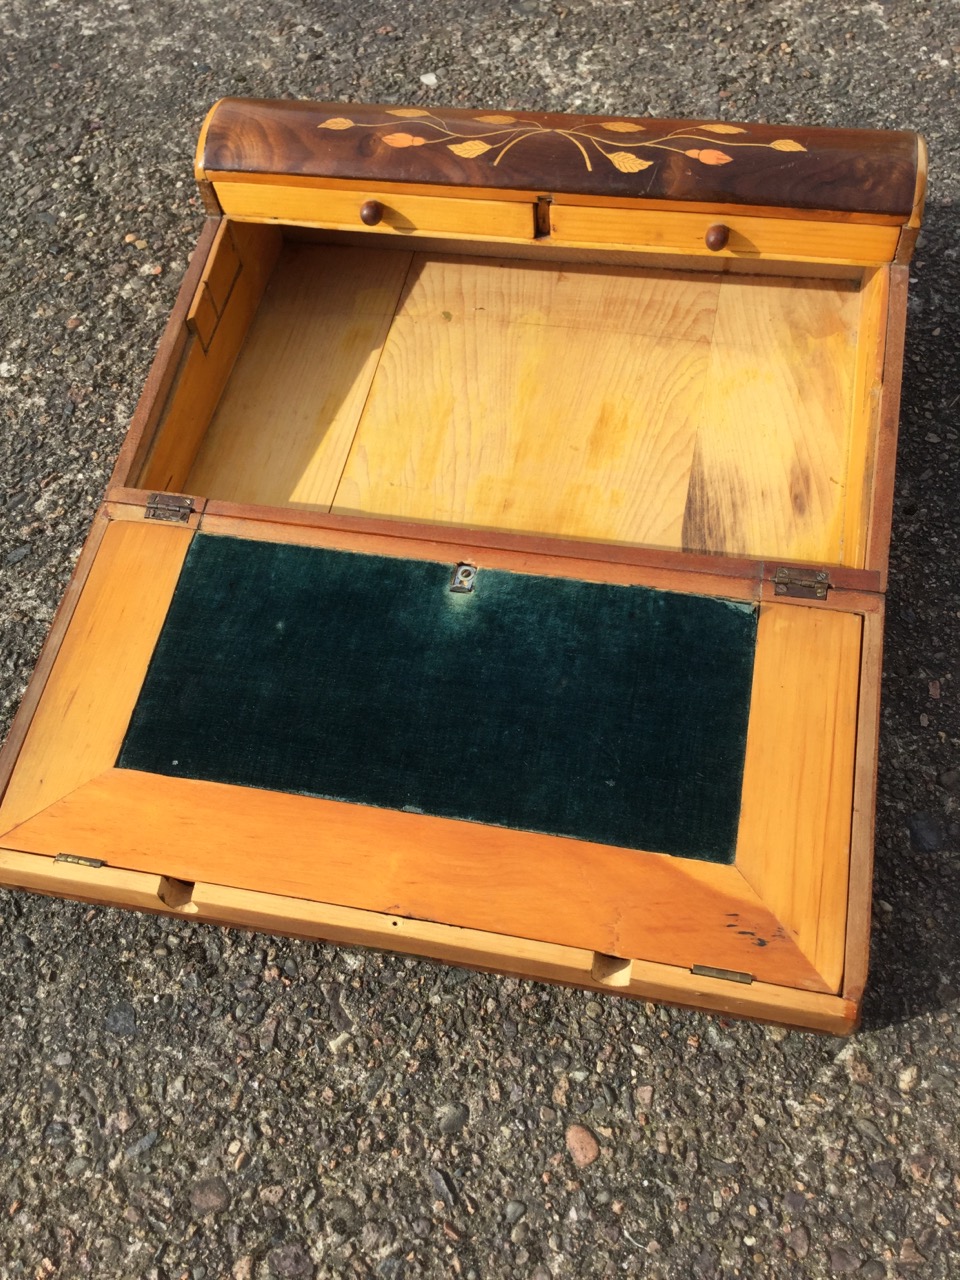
[128,218,891,570]
[197,98,922,218]
[736,604,863,992]
[547,204,900,264]
[0,847,859,1032]
[1,767,829,993]
[842,602,884,1006]
[187,243,413,506]
[323,251,862,564]
[0,520,194,832]
[109,216,222,489]
[138,222,282,493]
[216,182,536,242]
[678,270,859,562]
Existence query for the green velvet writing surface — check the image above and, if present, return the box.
[118,535,758,862]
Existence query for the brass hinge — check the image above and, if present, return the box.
[55,853,105,869]
[773,567,830,600]
[691,964,754,985]
[145,492,196,523]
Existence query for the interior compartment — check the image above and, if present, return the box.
[136,222,888,567]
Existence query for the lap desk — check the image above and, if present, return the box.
[0,100,926,1031]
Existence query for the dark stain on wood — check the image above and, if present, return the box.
[681,438,748,556]
[790,459,812,519]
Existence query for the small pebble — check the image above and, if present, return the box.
[436,1101,469,1135]
[788,1224,810,1259]
[899,1238,926,1265]
[906,811,944,853]
[898,1065,919,1093]
[104,1001,137,1039]
[566,1123,600,1168]
[190,1176,231,1216]
[267,1242,313,1277]
[505,1199,526,1224]
[827,1244,861,1273]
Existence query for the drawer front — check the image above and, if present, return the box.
[549,203,900,265]
[213,180,535,242]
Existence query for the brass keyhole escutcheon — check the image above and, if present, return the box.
[360,199,385,226]
[705,223,730,251]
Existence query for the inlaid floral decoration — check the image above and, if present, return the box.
[317,109,807,173]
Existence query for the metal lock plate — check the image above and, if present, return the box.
[450,563,477,593]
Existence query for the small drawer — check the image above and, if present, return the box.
[214,180,535,242]
[549,203,900,265]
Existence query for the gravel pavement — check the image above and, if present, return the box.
[1,2,959,1277]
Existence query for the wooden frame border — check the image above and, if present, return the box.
[865,265,910,589]
[0,847,858,1033]
[109,217,222,490]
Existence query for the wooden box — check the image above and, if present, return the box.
[0,100,926,1032]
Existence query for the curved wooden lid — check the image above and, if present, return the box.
[197,98,923,219]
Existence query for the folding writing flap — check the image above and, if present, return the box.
[0,513,864,996]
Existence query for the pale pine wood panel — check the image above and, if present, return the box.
[109,218,221,489]
[4,768,828,992]
[841,267,889,568]
[139,222,281,493]
[681,275,860,562]
[0,521,194,833]
[333,255,721,545]
[215,183,535,241]
[188,884,854,1030]
[0,513,110,804]
[736,603,863,992]
[209,175,897,266]
[549,204,900,265]
[332,256,863,560]
[843,604,884,1003]
[0,847,167,913]
[0,847,857,1031]
[188,244,414,509]
[287,226,868,282]
[187,244,414,508]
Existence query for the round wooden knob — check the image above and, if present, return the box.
[705,223,730,252]
[360,200,384,226]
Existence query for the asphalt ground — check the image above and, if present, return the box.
[0,2,958,1277]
